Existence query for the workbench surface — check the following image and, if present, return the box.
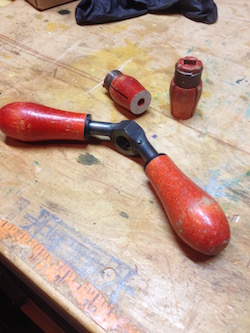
[0,1,249,332]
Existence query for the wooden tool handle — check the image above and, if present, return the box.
[0,102,230,255]
[0,102,88,142]
[145,155,230,255]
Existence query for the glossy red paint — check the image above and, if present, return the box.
[0,102,88,142]
[145,155,230,255]
[169,80,202,120]
[108,74,151,115]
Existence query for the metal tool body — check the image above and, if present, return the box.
[88,119,158,162]
[0,102,230,255]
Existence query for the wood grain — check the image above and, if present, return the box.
[0,0,249,332]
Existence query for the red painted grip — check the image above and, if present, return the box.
[145,155,230,255]
[169,79,202,120]
[109,74,151,115]
[0,102,88,142]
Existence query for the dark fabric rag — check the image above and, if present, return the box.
[75,0,218,25]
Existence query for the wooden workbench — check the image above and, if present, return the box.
[0,0,249,332]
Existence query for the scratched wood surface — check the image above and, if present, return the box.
[0,0,249,332]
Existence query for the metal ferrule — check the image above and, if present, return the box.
[103,70,122,92]
[174,66,203,89]
[88,120,113,137]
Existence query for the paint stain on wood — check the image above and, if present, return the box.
[0,220,140,333]
[58,9,70,15]
[46,22,67,32]
[120,211,129,219]
[77,153,101,166]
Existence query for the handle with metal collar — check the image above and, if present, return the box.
[0,102,90,142]
[145,154,230,255]
[0,102,230,255]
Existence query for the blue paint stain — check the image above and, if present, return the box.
[194,167,246,202]
[187,47,193,54]
[236,76,245,84]
[152,134,157,139]
[245,105,250,120]
[224,81,236,87]
[204,77,214,85]
[21,207,136,304]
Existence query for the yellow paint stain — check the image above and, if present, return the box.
[29,40,169,120]
[196,109,203,118]
[204,134,217,150]
[46,22,67,32]
[71,40,151,75]
[0,53,11,59]
[105,23,128,33]
[54,40,158,120]
[202,91,211,98]
[0,0,11,8]
[35,14,43,20]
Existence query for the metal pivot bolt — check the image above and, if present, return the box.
[88,119,158,162]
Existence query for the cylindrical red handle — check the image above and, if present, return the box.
[0,102,88,142]
[145,155,230,255]
[169,79,202,120]
[104,70,151,115]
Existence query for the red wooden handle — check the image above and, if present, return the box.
[145,155,230,255]
[169,79,202,120]
[0,102,88,142]
[109,74,151,115]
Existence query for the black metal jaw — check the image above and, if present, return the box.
[87,119,158,163]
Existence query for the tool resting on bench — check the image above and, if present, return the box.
[0,102,230,255]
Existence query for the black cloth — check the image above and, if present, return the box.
[75,0,218,25]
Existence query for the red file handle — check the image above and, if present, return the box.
[0,102,88,142]
[145,155,230,255]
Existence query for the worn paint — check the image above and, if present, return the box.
[1,198,137,304]
[145,155,230,255]
[196,168,250,204]
[0,219,140,332]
